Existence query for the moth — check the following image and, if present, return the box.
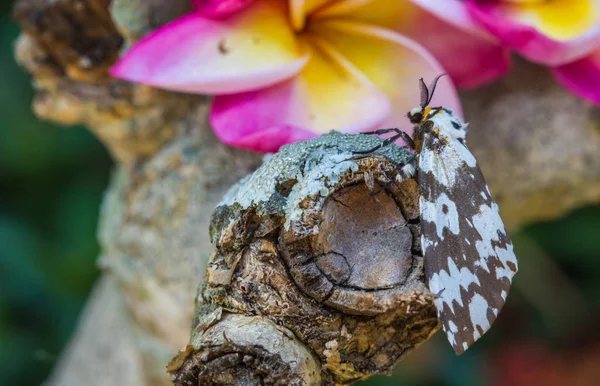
[359,75,518,354]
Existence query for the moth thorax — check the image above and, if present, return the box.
[435,111,467,141]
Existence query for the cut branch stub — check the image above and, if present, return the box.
[172,133,440,385]
[169,314,321,386]
[280,169,423,315]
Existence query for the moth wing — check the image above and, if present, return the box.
[419,132,518,355]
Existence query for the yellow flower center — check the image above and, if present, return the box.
[502,0,598,40]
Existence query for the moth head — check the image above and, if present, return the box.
[407,106,424,124]
[407,74,447,124]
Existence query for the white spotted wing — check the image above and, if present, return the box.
[419,122,518,355]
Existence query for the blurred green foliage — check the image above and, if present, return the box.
[1,1,599,385]
[0,3,113,385]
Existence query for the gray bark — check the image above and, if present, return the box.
[171,133,438,384]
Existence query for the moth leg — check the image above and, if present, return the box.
[357,129,415,152]
[353,136,398,154]
[395,131,416,150]
[369,163,401,198]
[355,130,415,154]
[367,128,415,149]
[369,178,395,198]
[368,158,416,205]
[361,128,402,136]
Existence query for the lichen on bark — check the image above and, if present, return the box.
[171,133,440,385]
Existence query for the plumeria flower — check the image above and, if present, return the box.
[110,0,511,152]
[413,0,600,105]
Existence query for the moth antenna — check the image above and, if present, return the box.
[419,78,429,108]
[426,73,447,106]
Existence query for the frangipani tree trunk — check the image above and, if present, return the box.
[12,0,600,385]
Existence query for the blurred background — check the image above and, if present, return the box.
[1,1,599,386]
[0,2,112,385]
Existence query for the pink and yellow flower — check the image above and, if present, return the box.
[110,0,513,152]
[413,0,600,105]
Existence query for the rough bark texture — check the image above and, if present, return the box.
[172,134,438,384]
[12,0,600,385]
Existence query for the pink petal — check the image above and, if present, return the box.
[210,80,316,152]
[210,41,392,152]
[313,21,462,130]
[192,0,256,19]
[110,2,308,94]
[552,50,600,105]
[407,0,498,42]
[399,6,511,89]
[467,0,600,66]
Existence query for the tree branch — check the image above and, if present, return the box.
[170,134,438,384]
[12,0,600,385]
